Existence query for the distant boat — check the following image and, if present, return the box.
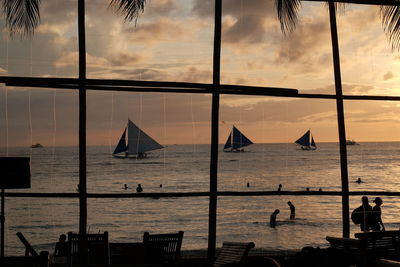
[223,126,253,152]
[113,119,164,158]
[295,130,317,150]
[346,139,359,145]
[31,143,43,148]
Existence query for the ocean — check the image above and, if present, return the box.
[2,142,400,255]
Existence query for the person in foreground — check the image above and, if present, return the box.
[270,209,280,228]
[371,197,385,231]
[351,196,372,231]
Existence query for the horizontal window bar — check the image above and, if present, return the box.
[3,191,400,198]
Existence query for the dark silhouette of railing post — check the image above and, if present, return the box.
[208,0,222,263]
[78,0,87,236]
[328,1,350,238]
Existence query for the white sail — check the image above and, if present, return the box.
[127,119,163,155]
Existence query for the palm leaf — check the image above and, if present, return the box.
[3,0,41,36]
[381,5,400,50]
[275,0,302,34]
[109,0,146,23]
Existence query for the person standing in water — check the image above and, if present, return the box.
[288,201,295,220]
[371,197,385,231]
[270,209,280,228]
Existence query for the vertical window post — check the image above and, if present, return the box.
[328,1,350,238]
[78,0,87,236]
[208,0,222,262]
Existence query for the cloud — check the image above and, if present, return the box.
[383,72,394,81]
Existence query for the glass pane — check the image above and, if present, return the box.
[338,4,400,97]
[345,100,400,191]
[0,0,78,77]
[217,196,342,250]
[87,92,211,193]
[5,198,79,255]
[88,197,209,250]
[86,0,213,82]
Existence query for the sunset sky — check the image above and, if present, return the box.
[1,0,400,147]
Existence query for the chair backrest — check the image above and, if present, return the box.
[355,230,400,253]
[142,231,184,265]
[16,232,39,257]
[213,242,255,267]
[67,231,109,265]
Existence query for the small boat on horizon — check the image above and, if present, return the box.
[31,143,43,148]
[295,130,317,150]
[223,126,254,152]
[113,119,164,159]
[346,139,359,145]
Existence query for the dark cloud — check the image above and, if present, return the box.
[193,0,277,44]
[274,18,331,73]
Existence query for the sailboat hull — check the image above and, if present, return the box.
[112,152,148,159]
[300,146,317,151]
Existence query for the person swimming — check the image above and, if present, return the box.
[123,184,129,190]
[136,184,143,193]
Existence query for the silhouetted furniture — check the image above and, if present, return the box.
[67,231,109,266]
[109,242,145,265]
[12,232,48,267]
[213,241,255,267]
[376,259,400,267]
[327,231,400,267]
[0,251,49,267]
[142,231,184,266]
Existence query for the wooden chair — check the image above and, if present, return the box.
[327,231,400,267]
[13,232,49,267]
[142,231,184,266]
[67,231,109,266]
[213,241,255,267]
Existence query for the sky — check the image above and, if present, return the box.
[1,0,400,147]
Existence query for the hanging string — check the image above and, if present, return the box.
[108,91,114,173]
[50,82,57,236]
[190,94,196,155]
[5,32,9,156]
[28,40,33,158]
[163,94,167,180]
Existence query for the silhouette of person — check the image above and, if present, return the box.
[54,234,68,257]
[306,187,310,192]
[278,184,282,191]
[159,184,162,188]
[356,178,362,184]
[371,197,385,231]
[318,188,322,192]
[136,184,143,193]
[270,209,280,228]
[123,184,129,190]
[355,196,373,231]
[288,201,295,220]
[247,182,250,188]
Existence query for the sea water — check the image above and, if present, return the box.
[2,142,400,255]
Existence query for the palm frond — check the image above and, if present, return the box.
[109,0,146,23]
[3,0,41,36]
[380,5,400,50]
[275,0,302,34]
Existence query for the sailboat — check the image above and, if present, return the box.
[295,130,317,150]
[223,126,254,152]
[113,119,164,158]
